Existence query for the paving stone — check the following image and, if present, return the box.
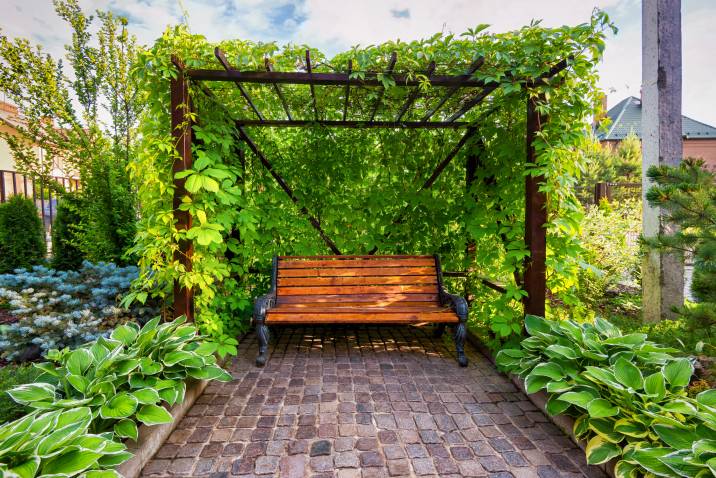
[310,439,332,456]
[335,451,360,468]
[360,451,385,467]
[386,459,411,476]
[356,437,379,451]
[434,457,460,474]
[140,327,587,477]
[311,455,334,472]
[382,444,406,460]
[411,457,436,475]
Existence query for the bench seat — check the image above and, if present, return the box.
[253,255,468,366]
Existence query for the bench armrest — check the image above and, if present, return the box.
[253,256,278,323]
[434,255,468,321]
[439,289,468,321]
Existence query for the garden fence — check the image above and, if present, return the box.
[576,181,642,206]
[0,169,80,247]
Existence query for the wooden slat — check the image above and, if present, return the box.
[266,312,459,324]
[271,306,450,313]
[280,285,437,296]
[273,301,450,312]
[279,266,437,278]
[279,255,431,259]
[279,258,435,269]
[276,294,439,304]
[277,276,437,287]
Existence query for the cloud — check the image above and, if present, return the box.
[1,0,715,126]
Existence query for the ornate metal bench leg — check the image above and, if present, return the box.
[433,324,446,338]
[256,319,270,367]
[454,321,468,367]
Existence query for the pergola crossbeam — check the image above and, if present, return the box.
[422,56,484,122]
[186,69,497,88]
[420,127,478,190]
[396,61,435,122]
[214,48,264,121]
[265,58,292,120]
[237,126,341,255]
[234,120,469,129]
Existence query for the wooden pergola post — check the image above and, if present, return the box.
[523,96,547,317]
[171,57,194,321]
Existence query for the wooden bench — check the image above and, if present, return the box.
[253,255,468,367]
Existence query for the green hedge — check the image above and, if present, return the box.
[497,316,716,477]
[51,192,85,270]
[0,195,46,273]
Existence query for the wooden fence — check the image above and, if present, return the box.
[576,181,642,206]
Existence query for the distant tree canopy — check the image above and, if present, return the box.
[0,0,139,264]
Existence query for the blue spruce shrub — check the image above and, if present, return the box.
[0,261,158,360]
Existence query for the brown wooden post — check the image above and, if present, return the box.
[523,96,547,317]
[171,56,194,321]
[594,182,610,204]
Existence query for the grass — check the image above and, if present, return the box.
[0,363,40,424]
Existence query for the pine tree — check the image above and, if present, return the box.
[645,158,716,335]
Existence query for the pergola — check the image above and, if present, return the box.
[168,48,570,324]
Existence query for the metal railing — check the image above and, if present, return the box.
[576,181,642,205]
[0,170,80,244]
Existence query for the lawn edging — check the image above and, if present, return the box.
[117,377,210,478]
[465,330,617,478]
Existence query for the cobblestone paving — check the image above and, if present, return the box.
[142,325,606,478]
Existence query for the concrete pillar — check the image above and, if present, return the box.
[641,0,684,321]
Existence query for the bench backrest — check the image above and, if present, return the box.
[275,255,441,306]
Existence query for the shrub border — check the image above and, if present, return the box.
[465,330,617,477]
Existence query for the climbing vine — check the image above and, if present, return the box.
[127,11,614,347]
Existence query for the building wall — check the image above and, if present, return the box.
[600,138,716,171]
[684,139,716,171]
[0,122,16,171]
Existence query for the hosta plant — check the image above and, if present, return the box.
[496,315,716,477]
[0,406,129,477]
[8,316,231,442]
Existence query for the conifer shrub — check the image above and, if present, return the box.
[51,192,84,270]
[0,195,46,273]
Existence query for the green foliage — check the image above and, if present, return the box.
[11,316,231,432]
[0,195,46,273]
[497,315,716,477]
[0,363,40,424]
[0,262,157,360]
[52,192,85,270]
[0,0,139,265]
[129,12,614,341]
[580,132,642,188]
[0,317,231,476]
[0,406,128,477]
[645,159,716,350]
[562,199,642,320]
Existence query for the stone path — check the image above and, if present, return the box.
[142,325,605,478]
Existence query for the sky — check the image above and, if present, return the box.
[2,0,716,126]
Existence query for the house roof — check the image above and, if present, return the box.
[597,96,716,141]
